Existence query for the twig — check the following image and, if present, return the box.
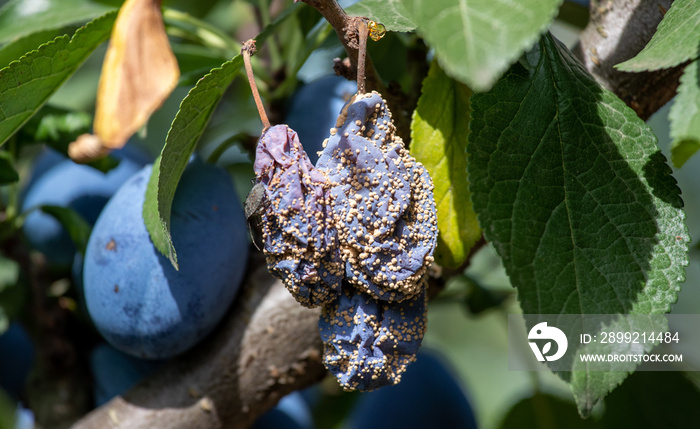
[242,40,271,130]
[298,0,412,140]
[356,21,368,94]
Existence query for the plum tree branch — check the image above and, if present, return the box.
[298,0,413,142]
[571,0,682,121]
[71,254,326,429]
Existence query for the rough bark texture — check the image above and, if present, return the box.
[71,253,325,429]
[572,0,683,120]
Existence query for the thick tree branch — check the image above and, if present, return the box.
[71,253,325,429]
[572,0,683,120]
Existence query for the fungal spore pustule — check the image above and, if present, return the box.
[318,91,438,303]
[254,124,343,308]
[252,90,438,390]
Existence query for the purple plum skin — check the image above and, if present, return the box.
[84,159,248,359]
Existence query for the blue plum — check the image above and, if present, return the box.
[344,351,478,429]
[21,148,65,196]
[89,343,162,406]
[285,75,357,164]
[0,323,35,400]
[21,147,150,267]
[252,391,315,429]
[83,158,249,359]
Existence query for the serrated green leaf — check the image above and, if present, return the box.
[468,33,688,414]
[0,11,116,147]
[0,28,71,70]
[346,0,416,32]
[670,60,700,167]
[0,0,116,44]
[499,393,596,429]
[600,372,700,428]
[402,0,562,92]
[411,60,480,268]
[0,151,17,184]
[39,205,91,254]
[144,57,243,269]
[616,0,700,72]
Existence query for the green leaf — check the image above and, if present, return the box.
[600,372,700,428]
[0,151,17,184]
[616,0,700,72]
[402,0,562,92]
[468,33,688,414]
[19,105,92,148]
[39,205,91,254]
[499,393,596,429]
[411,60,480,268]
[0,390,17,429]
[0,255,19,295]
[0,11,116,147]
[144,57,243,269]
[0,0,116,44]
[0,255,25,326]
[0,28,71,70]
[670,60,700,167]
[171,43,230,86]
[346,0,416,32]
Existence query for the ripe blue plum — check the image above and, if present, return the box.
[83,158,249,359]
[0,323,35,400]
[344,351,478,429]
[252,391,314,429]
[21,147,150,267]
[89,344,162,406]
[285,75,357,164]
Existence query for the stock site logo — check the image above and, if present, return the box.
[528,322,568,362]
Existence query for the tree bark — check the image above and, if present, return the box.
[71,254,325,429]
[571,0,683,120]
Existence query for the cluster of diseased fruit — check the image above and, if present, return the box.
[252,91,438,390]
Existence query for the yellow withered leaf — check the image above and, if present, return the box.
[94,0,179,149]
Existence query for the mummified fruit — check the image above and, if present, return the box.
[253,92,437,390]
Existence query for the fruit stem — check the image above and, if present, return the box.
[357,21,368,95]
[242,40,271,130]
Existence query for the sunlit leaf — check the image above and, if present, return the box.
[411,60,480,268]
[468,33,688,414]
[402,0,562,91]
[616,0,700,71]
[670,61,700,167]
